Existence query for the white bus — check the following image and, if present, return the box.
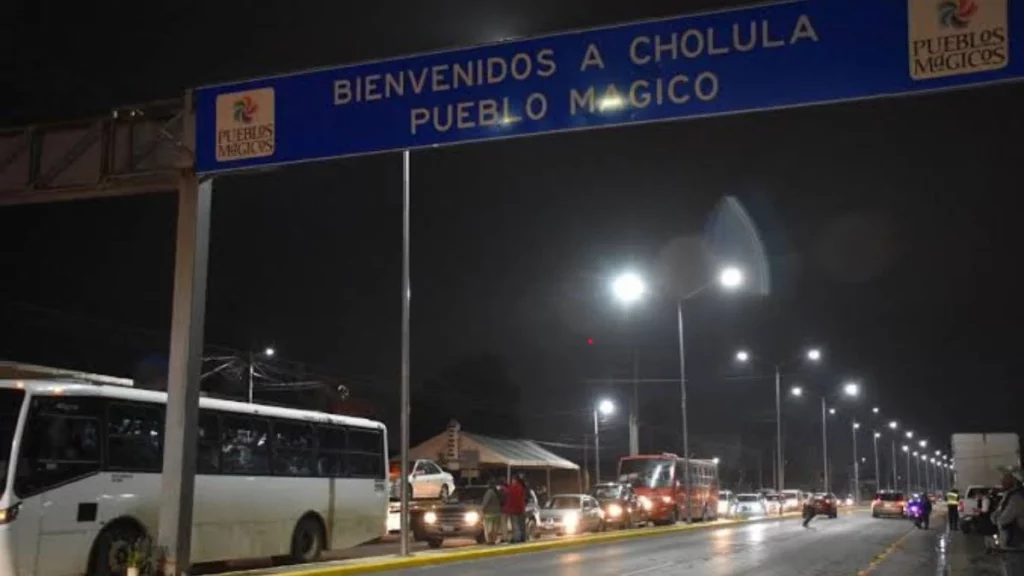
[0,376,388,576]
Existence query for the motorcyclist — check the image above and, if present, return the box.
[915,492,933,529]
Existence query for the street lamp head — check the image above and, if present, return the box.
[919,439,928,448]
[611,272,647,305]
[935,450,941,456]
[853,422,861,430]
[902,445,909,452]
[735,350,751,363]
[913,451,919,456]
[829,407,837,415]
[888,420,898,430]
[718,265,745,290]
[806,348,822,362]
[790,386,804,397]
[713,457,721,465]
[874,431,882,438]
[905,431,914,439]
[264,347,276,357]
[598,399,615,416]
[842,382,860,397]
[872,407,879,414]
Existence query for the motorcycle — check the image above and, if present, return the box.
[906,500,927,529]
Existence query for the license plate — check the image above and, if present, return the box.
[441,525,456,532]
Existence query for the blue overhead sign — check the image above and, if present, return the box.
[195,0,1022,174]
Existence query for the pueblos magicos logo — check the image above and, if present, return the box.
[939,0,978,28]
[908,0,1008,80]
[232,95,259,124]
[215,88,276,162]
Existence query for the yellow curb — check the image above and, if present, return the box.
[227,512,812,576]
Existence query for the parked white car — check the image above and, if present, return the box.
[718,490,738,517]
[389,459,456,500]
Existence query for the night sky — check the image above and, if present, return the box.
[2,0,1021,489]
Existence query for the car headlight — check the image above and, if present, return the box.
[424,511,437,525]
[661,496,673,504]
[563,512,579,531]
[638,496,653,511]
[464,511,480,526]
[607,504,623,518]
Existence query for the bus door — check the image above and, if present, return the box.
[13,396,104,576]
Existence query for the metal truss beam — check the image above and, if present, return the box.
[0,96,193,206]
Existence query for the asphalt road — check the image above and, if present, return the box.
[375,513,943,576]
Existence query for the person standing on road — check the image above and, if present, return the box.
[505,475,527,543]
[917,492,933,529]
[481,479,503,545]
[946,488,961,531]
[995,467,1024,575]
[802,496,817,527]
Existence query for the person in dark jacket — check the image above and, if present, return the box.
[480,480,503,544]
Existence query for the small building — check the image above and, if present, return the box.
[407,421,582,496]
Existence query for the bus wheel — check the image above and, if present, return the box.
[89,521,144,576]
[290,515,325,563]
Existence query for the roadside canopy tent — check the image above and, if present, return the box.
[406,426,581,493]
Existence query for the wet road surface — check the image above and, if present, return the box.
[375,512,939,576]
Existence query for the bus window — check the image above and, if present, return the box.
[0,389,23,499]
[348,428,384,479]
[272,421,316,476]
[14,397,102,497]
[107,401,164,472]
[316,426,348,477]
[197,411,220,474]
[220,416,270,475]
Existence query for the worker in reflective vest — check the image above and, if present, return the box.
[947,489,961,531]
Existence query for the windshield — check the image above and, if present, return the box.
[619,458,674,489]
[737,495,759,502]
[545,496,580,509]
[764,494,780,502]
[0,390,24,497]
[592,485,623,499]
[451,487,488,504]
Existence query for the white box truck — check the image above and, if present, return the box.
[951,433,1021,531]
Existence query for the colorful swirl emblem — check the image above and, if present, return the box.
[233,96,258,124]
[939,0,978,28]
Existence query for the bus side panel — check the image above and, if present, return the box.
[34,471,160,576]
[328,478,387,551]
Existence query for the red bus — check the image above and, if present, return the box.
[618,453,720,524]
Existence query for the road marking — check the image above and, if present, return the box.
[856,527,915,575]
[618,562,673,576]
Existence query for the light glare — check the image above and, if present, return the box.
[612,272,647,305]
[718,266,745,289]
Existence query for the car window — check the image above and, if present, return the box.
[423,461,441,475]
[875,492,904,501]
[966,486,999,498]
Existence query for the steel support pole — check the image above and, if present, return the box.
[775,366,783,496]
[399,150,411,556]
[891,440,898,491]
[676,300,691,523]
[157,168,212,575]
[247,352,254,403]
[594,409,601,484]
[852,424,859,504]
[873,435,880,494]
[629,348,639,456]
[821,397,829,493]
[905,452,911,496]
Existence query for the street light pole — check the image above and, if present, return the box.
[821,397,829,493]
[904,447,911,496]
[775,365,783,495]
[593,409,602,484]
[247,351,254,404]
[852,422,860,504]
[873,433,881,495]
[676,299,691,524]
[891,440,897,491]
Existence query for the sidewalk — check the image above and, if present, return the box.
[945,529,1010,576]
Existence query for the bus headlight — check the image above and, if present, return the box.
[607,504,623,518]
[464,511,480,526]
[424,511,437,525]
[0,503,20,525]
[638,496,653,511]
[563,512,579,533]
[661,496,673,504]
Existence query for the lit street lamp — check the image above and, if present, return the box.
[675,265,745,523]
[902,445,911,496]
[248,346,277,404]
[610,271,647,457]
[852,422,861,503]
[888,422,899,490]
[793,380,859,493]
[734,347,822,496]
[593,399,616,484]
[873,432,882,495]
[790,386,804,397]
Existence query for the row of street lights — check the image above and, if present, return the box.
[607,267,955,514]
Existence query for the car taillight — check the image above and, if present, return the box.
[897,501,905,507]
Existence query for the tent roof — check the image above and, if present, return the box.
[460,432,579,470]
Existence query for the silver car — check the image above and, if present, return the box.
[537,495,606,536]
